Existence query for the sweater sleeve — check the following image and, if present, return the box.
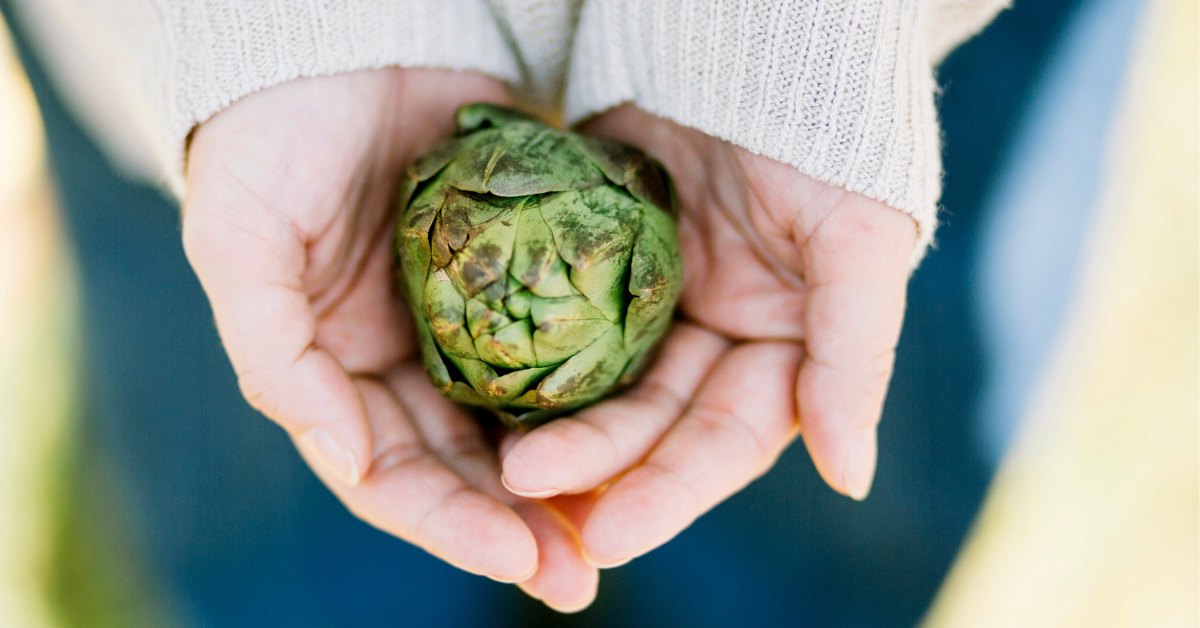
[9,0,522,195]
[565,0,1007,261]
[484,0,583,115]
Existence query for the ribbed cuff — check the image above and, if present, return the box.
[10,0,521,194]
[566,0,942,264]
[155,0,519,193]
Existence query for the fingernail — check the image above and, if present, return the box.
[583,549,632,569]
[501,474,560,499]
[517,584,543,600]
[300,429,361,487]
[487,568,537,584]
[841,430,877,501]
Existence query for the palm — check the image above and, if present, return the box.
[502,106,917,568]
[183,69,597,611]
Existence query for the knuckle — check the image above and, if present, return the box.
[645,460,705,513]
[814,209,879,255]
[693,402,775,464]
[340,495,371,524]
[236,368,282,420]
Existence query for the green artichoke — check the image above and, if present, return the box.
[395,104,683,429]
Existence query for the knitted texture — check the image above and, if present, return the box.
[485,0,582,113]
[12,0,520,193]
[13,0,1005,258]
[566,0,943,257]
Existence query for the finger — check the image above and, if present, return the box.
[385,362,509,500]
[501,324,729,497]
[580,342,803,567]
[796,196,916,500]
[182,191,369,487]
[307,377,538,582]
[385,364,601,605]
[514,502,600,613]
[389,363,600,606]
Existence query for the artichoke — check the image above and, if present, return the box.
[395,104,683,429]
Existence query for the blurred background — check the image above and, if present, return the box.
[0,0,1195,626]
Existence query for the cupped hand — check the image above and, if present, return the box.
[501,106,918,568]
[182,69,596,611]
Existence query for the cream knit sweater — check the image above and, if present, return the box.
[11,0,1006,256]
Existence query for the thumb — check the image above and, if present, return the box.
[796,195,916,500]
[182,176,370,487]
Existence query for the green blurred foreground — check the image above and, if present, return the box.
[0,18,167,628]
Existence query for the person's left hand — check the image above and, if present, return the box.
[182,69,597,611]
[499,106,918,569]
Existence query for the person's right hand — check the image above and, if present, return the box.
[499,106,917,569]
[182,69,597,612]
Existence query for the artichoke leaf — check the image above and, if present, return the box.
[534,319,614,366]
[475,319,536,368]
[465,297,509,338]
[569,256,629,323]
[486,366,556,402]
[395,173,418,214]
[530,293,612,365]
[624,206,683,354]
[443,123,606,197]
[410,138,462,182]
[455,103,536,134]
[452,357,498,393]
[616,344,657,387]
[423,270,475,358]
[397,181,446,302]
[529,294,607,325]
[476,278,509,311]
[535,326,628,408]
[397,230,432,306]
[432,190,481,262]
[576,135,676,215]
[510,203,577,297]
[565,187,641,320]
[537,190,630,270]
[432,189,510,268]
[506,391,551,410]
[443,381,500,408]
[446,209,517,297]
[414,317,453,389]
[504,282,532,320]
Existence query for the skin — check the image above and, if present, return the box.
[182,69,916,613]
[501,106,917,570]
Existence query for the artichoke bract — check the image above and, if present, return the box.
[395,104,683,429]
